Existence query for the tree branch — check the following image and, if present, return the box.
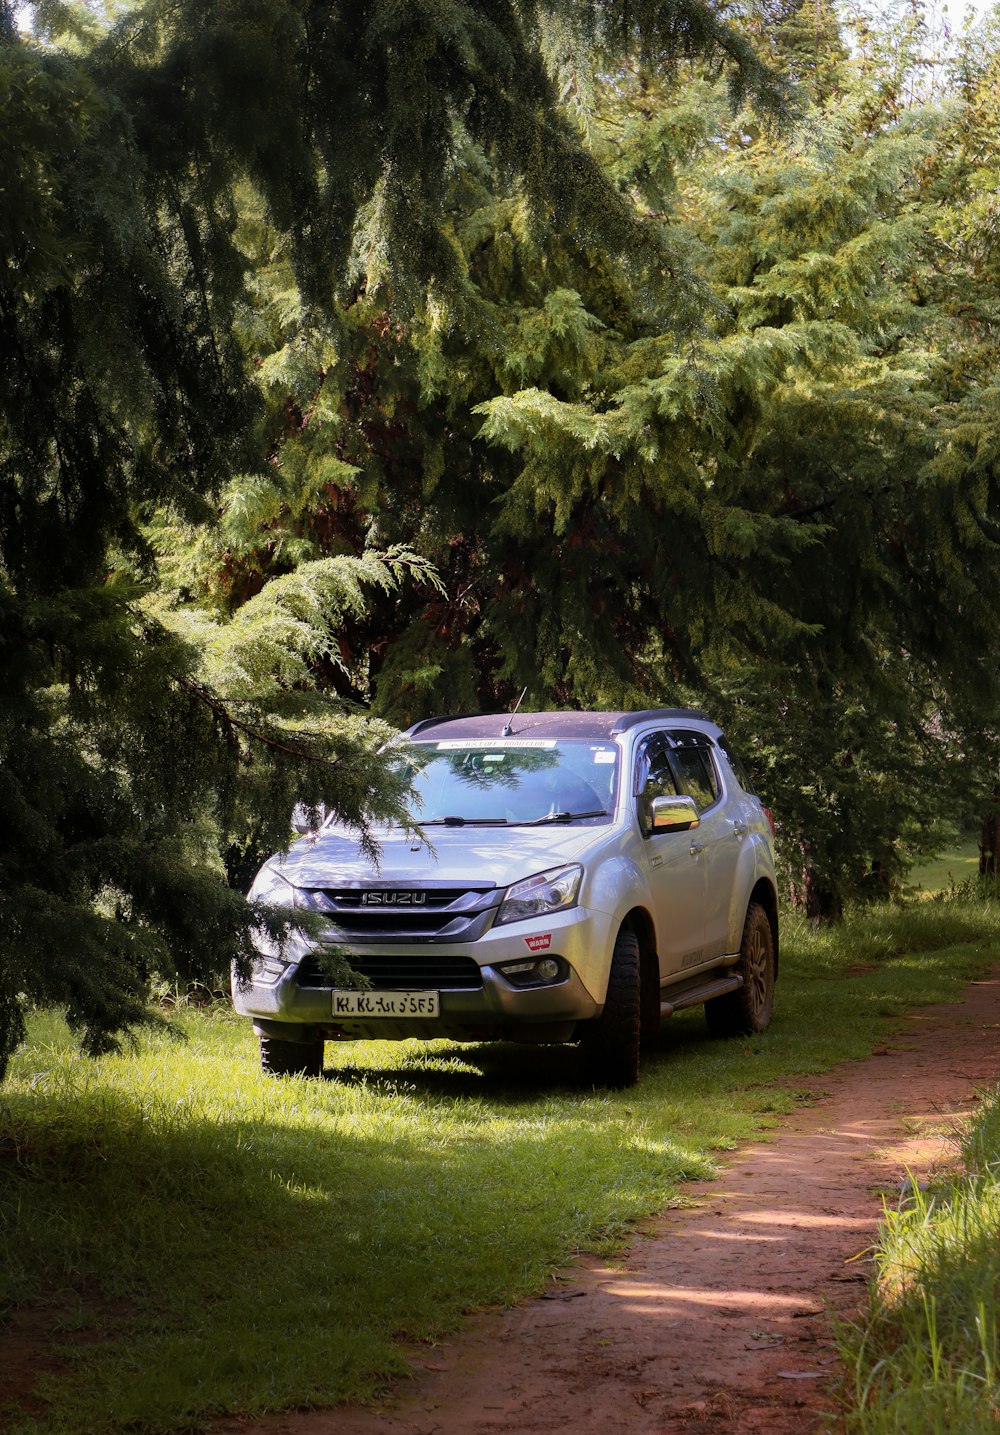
[173,673,345,767]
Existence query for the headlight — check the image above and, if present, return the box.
[247,863,316,961]
[495,864,583,927]
[248,864,298,905]
[248,864,331,911]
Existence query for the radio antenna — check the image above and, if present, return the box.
[501,687,528,736]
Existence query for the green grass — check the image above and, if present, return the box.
[840,1082,1000,1433]
[905,840,982,898]
[2,894,1000,1434]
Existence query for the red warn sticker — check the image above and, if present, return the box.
[524,933,552,952]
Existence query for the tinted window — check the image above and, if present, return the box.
[718,735,757,795]
[635,734,678,836]
[668,745,719,811]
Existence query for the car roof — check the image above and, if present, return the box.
[405,708,719,742]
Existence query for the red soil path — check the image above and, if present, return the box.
[213,969,1000,1435]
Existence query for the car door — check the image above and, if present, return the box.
[634,732,707,977]
[667,734,741,960]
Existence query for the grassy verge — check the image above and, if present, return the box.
[840,1082,1000,1433]
[905,840,981,898]
[2,894,1000,1434]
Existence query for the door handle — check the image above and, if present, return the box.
[733,821,748,839]
[689,842,703,857]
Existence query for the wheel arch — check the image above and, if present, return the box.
[621,905,660,1040]
[749,878,779,974]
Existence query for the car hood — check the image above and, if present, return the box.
[267,822,606,890]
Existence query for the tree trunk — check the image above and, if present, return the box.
[789,842,842,922]
[981,786,1000,877]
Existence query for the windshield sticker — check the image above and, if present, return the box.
[524,933,552,951]
[434,739,558,750]
[593,751,616,763]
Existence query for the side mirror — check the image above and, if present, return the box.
[649,794,700,833]
[291,804,326,836]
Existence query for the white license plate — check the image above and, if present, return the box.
[331,990,440,1018]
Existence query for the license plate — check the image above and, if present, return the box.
[331,990,440,1018]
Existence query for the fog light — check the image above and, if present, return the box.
[249,955,288,986]
[496,956,565,987]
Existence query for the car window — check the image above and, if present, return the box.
[405,739,619,823]
[634,734,678,836]
[718,735,757,795]
[668,744,720,812]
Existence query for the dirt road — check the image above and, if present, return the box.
[214,970,1000,1435]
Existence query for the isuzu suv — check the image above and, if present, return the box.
[233,708,778,1087]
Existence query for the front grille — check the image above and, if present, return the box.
[296,952,483,991]
[302,884,498,943]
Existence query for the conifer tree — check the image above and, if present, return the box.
[918,12,1000,876]
[523,8,998,907]
[0,0,786,1075]
[163,2,1000,911]
[237,1,998,910]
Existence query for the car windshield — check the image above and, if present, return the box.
[403,739,620,825]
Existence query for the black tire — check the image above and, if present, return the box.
[581,927,641,1088]
[259,1034,325,1078]
[705,902,775,1038]
[640,938,662,1047]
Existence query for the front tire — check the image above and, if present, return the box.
[705,902,775,1038]
[581,927,641,1088]
[259,1034,325,1078]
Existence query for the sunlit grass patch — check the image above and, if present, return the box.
[906,841,982,899]
[2,893,1000,1433]
[840,1085,1000,1433]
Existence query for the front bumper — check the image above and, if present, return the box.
[233,907,611,1044]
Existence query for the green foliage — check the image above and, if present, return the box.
[0,0,793,1077]
[5,0,1000,1078]
[0,33,423,1063]
[0,25,259,1074]
[439,15,999,912]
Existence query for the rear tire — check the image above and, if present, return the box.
[259,1034,325,1078]
[581,927,641,1088]
[705,902,775,1038]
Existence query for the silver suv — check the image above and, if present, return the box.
[233,708,778,1087]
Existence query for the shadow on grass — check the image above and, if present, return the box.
[1,1054,705,1432]
[322,1017,703,1099]
[6,915,1000,1433]
[327,1038,565,1092]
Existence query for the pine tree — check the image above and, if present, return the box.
[360,3,1000,908]
[165,2,1000,911]
[602,5,1000,906]
[0,0,786,1073]
[918,11,1000,877]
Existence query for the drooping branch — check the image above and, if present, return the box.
[172,672,345,768]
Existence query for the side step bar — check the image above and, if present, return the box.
[660,973,743,1018]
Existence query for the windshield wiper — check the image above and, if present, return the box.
[514,808,609,826]
[416,816,509,827]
